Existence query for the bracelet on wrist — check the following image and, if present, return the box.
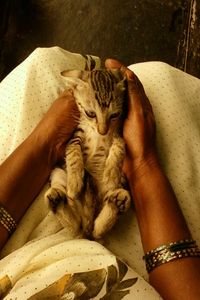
[143,238,200,273]
[0,204,17,235]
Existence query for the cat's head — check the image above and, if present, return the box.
[61,69,126,135]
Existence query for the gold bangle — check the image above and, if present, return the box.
[0,205,17,235]
[143,239,200,273]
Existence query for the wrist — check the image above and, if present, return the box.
[28,129,56,168]
[125,152,161,185]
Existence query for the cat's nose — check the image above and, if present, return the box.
[97,123,108,135]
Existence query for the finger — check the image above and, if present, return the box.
[59,88,74,98]
[124,68,153,114]
[105,58,124,69]
[127,77,142,114]
[105,58,136,80]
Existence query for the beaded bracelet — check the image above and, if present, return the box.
[0,204,17,235]
[143,239,200,273]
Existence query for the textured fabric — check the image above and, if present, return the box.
[0,230,160,299]
[0,47,163,299]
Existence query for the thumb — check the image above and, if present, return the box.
[126,70,142,114]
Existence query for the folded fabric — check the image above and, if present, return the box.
[0,229,161,299]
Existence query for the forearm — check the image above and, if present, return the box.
[128,157,200,299]
[129,158,190,251]
[0,130,53,247]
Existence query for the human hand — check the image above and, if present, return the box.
[32,89,79,164]
[105,59,157,180]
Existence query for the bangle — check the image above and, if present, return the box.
[0,204,17,235]
[143,239,200,273]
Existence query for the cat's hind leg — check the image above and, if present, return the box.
[45,167,82,234]
[93,188,131,239]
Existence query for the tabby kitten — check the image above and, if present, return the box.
[45,69,131,239]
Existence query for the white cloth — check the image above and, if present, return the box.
[0,230,160,299]
[0,47,163,299]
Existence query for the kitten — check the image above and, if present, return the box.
[45,69,131,239]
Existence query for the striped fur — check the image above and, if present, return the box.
[91,70,115,107]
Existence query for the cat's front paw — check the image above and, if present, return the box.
[102,167,121,190]
[45,187,67,213]
[104,188,131,213]
[67,171,84,200]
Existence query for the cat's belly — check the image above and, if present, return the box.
[83,132,112,178]
[85,154,106,179]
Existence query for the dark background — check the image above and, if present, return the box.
[0,0,199,81]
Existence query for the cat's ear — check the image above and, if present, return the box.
[61,70,82,78]
[116,77,126,92]
[109,68,124,81]
[109,68,126,91]
[61,70,89,81]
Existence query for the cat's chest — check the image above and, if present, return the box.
[83,133,111,173]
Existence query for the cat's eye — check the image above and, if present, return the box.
[85,110,96,118]
[110,112,120,119]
